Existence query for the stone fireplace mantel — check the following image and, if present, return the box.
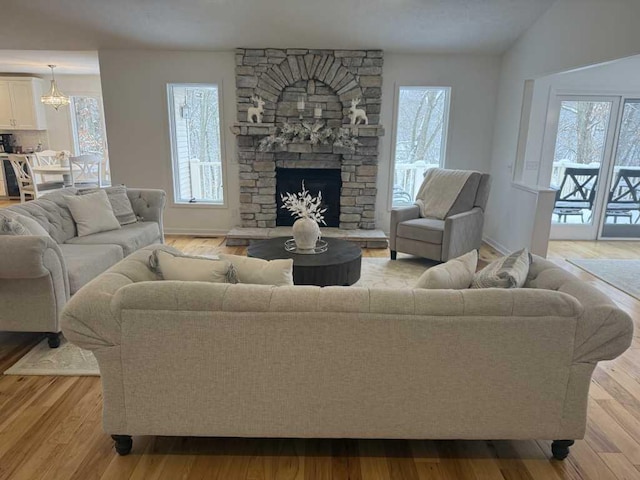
[230,122,385,138]
[233,48,384,231]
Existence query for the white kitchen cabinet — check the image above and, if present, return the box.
[0,82,13,129]
[0,78,47,130]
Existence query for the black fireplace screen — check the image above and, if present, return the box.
[276,168,342,227]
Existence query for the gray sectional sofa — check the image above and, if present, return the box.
[0,187,165,347]
[62,246,632,459]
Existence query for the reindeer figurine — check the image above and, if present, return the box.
[348,97,368,125]
[247,95,265,124]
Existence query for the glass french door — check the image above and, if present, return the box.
[601,99,640,239]
[548,96,621,240]
[70,95,110,185]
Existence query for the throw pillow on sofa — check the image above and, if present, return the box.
[66,190,121,237]
[471,248,531,289]
[414,250,478,289]
[78,185,137,225]
[149,249,238,283]
[0,211,50,236]
[219,254,294,286]
[0,217,30,236]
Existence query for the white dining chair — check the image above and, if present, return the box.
[33,150,58,166]
[9,155,38,203]
[9,154,65,202]
[70,154,102,187]
[33,150,62,184]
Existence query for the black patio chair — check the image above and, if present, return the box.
[606,169,640,224]
[553,167,600,223]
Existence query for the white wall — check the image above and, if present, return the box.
[45,74,103,153]
[486,0,640,254]
[99,49,501,234]
[99,50,239,235]
[377,53,501,231]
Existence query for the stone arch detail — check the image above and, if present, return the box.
[255,54,362,107]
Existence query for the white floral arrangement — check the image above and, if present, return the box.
[259,121,360,152]
[56,150,71,167]
[280,181,327,225]
[55,150,70,161]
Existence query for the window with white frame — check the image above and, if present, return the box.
[167,83,224,204]
[70,95,109,185]
[392,86,451,207]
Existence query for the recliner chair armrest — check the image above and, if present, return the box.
[126,188,166,241]
[442,208,484,261]
[390,205,420,249]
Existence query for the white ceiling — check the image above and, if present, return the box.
[0,0,555,55]
[0,51,99,75]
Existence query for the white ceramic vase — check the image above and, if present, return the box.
[292,217,320,250]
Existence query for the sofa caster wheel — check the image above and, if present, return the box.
[551,440,574,460]
[112,435,133,455]
[46,332,61,349]
[390,250,397,260]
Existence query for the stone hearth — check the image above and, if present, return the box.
[232,48,384,231]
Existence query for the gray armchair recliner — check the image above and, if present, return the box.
[390,172,491,262]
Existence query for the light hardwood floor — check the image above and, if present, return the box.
[1,199,640,479]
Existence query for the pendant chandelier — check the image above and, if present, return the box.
[41,65,70,110]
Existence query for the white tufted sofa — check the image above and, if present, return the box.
[61,246,632,459]
[0,187,165,347]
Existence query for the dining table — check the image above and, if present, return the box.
[31,164,82,187]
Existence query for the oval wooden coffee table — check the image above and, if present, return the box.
[247,237,362,286]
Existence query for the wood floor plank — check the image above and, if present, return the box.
[510,441,566,480]
[98,436,151,480]
[384,440,421,480]
[599,453,640,480]
[598,399,640,449]
[491,441,535,480]
[358,439,392,480]
[415,462,446,480]
[434,441,479,480]
[562,439,618,480]
[304,439,332,480]
[0,236,638,479]
[587,399,640,464]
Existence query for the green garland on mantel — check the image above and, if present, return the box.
[258,121,360,152]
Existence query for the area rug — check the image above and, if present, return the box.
[4,337,99,376]
[566,258,640,300]
[4,257,432,377]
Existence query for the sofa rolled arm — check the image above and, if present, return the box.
[390,205,420,250]
[127,188,166,241]
[574,307,633,364]
[0,235,67,282]
[0,235,70,312]
[442,208,484,261]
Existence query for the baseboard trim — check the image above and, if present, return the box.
[483,236,510,255]
[164,228,229,237]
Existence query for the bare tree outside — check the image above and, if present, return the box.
[169,84,224,204]
[393,87,449,205]
[555,99,640,168]
[185,88,221,165]
[614,100,640,168]
[553,101,611,166]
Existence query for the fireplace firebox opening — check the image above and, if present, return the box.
[276,168,342,227]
